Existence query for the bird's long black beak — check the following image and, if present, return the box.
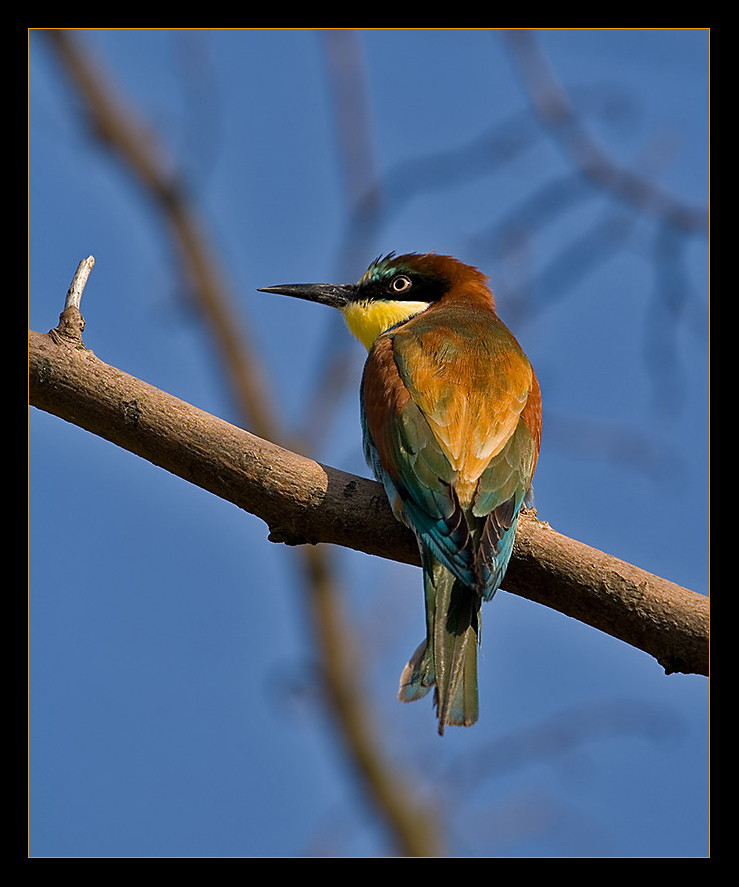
[258,282,356,309]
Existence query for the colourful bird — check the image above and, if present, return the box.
[260,253,541,734]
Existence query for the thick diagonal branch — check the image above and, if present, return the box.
[29,321,709,678]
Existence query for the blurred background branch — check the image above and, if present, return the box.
[37,27,442,858]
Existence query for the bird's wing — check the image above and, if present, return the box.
[361,307,540,594]
[361,331,475,583]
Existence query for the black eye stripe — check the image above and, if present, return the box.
[354,273,450,303]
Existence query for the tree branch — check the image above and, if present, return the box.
[29,316,708,679]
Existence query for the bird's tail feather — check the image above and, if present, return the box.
[398,559,480,735]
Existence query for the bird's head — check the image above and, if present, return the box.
[259,252,493,350]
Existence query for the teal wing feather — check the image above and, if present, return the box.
[473,415,540,598]
[375,394,477,584]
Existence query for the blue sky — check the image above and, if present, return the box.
[29,29,709,857]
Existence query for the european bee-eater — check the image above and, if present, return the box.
[260,253,541,734]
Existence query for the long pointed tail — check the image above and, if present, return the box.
[398,559,480,735]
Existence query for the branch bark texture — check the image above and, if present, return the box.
[29,319,709,678]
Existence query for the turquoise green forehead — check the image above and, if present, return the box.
[358,253,407,285]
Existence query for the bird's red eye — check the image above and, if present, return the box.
[391,275,412,293]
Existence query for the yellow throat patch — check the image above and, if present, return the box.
[342,299,430,351]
